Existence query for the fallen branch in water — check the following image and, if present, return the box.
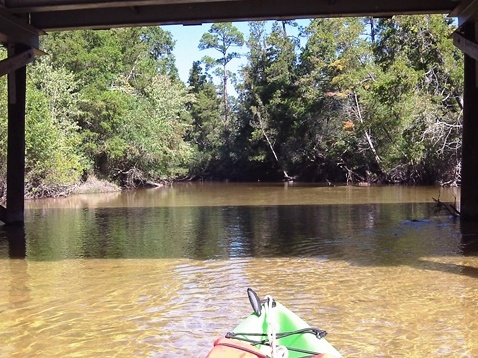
[433,191,460,217]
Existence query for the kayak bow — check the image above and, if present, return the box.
[206,288,342,358]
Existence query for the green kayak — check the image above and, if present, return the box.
[206,288,342,358]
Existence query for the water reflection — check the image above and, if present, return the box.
[0,183,468,265]
[0,224,26,259]
[16,202,460,262]
[460,220,478,255]
[8,183,475,281]
[1,184,477,357]
[0,184,472,275]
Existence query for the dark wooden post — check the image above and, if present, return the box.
[5,43,27,224]
[5,224,27,258]
[461,22,478,221]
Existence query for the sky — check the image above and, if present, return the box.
[162,20,308,90]
[161,22,251,85]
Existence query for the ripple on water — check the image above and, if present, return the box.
[1,256,478,356]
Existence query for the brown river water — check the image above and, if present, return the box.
[0,182,477,357]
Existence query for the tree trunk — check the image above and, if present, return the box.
[223,63,228,124]
[254,109,290,180]
[353,91,382,168]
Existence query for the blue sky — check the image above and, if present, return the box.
[162,22,250,85]
[162,20,308,88]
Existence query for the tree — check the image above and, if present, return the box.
[239,21,302,180]
[42,27,177,92]
[370,15,462,183]
[199,23,244,124]
[294,16,462,184]
[25,57,87,197]
[40,27,190,185]
[236,21,272,179]
[186,61,223,178]
[299,17,383,182]
[117,73,194,185]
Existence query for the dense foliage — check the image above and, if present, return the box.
[232,16,462,183]
[0,15,463,198]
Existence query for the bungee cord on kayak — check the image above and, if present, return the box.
[224,331,330,357]
[226,328,328,342]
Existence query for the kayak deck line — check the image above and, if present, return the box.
[226,328,330,356]
[226,327,329,342]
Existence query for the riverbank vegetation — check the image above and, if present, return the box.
[0,15,463,199]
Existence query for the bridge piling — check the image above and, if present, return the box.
[3,43,27,225]
[461,21,478,221]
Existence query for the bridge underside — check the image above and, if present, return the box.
[1,0,478,225]
[1,0,461,31]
